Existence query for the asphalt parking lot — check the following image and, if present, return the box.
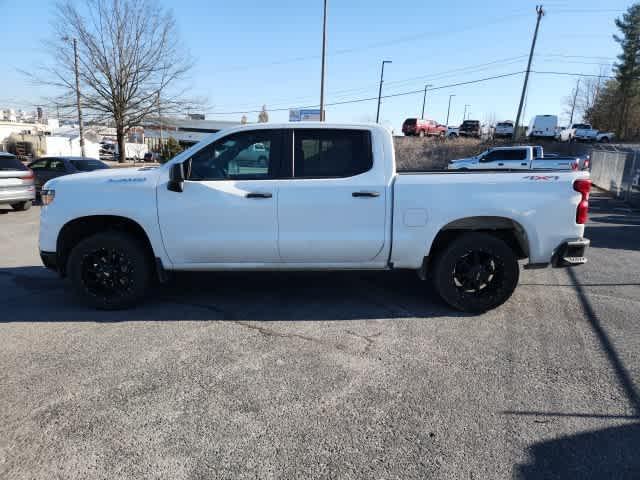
[1,193,639,479]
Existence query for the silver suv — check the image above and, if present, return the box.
[0,152,35,211]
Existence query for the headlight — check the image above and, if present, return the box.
[41,189,56,206]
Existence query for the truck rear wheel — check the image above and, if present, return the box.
[67,231,152,310]
[431,232,519,313]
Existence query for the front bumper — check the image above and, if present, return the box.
[40,251,59,272]
[552,238,590,267]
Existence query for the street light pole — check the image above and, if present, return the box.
[67,37,86,157]
[446,94,456,126]
[463,104,470,121]
[319,0,327,121]
[421,84,433,119]
[376,60,392,123]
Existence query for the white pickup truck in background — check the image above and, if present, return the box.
[561,123,615,143]
[447,146,584,170]
[38,123,591,313]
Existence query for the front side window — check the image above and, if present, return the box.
[29,159,48,170]
[293,129,372,178]
[188,130,281,181]
[48,159,67,172]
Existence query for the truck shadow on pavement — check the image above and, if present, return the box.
[515,422,640,479]
[512,267,640,479]
[0,266,469,322]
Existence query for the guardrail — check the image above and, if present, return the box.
[590,149,640,208]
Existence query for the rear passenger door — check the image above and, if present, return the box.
[277,128,387,263]
[479,149,530,169]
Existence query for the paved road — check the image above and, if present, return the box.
[1,194,639,479]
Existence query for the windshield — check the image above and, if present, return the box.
[0,156,28,171]
[462,121,479,126]
[71,159,109,171]
[497,123,512,127]
[573,124,590,129]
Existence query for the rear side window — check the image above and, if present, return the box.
[0,156,27,171]
[403,118,417,126]
[293,129,373,178]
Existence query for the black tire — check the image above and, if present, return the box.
[599,136,610,143]
[67,231,153,310]
[11,201,32,211]
[431,232,519,313]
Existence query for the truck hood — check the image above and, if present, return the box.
[43,166,160,190]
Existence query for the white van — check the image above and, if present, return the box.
[527,115,558,139]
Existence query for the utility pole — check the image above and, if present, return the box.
[376,60,392,123]
[569,78,580,125]
[319,0,327,121]
[64,36,86,157]
[463,104,471,121]
[421,84,433,119]
[513,5,544,140]
[446,94,456,126]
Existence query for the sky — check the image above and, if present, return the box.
[0,0,632,132]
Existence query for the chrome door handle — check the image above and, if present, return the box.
[497,162,504,166]
[352,191,380,198]
[245,192,272,199]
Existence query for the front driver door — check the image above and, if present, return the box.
[157,129,285,265]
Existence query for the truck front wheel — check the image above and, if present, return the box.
[431,232,519,313]
[67,231,153,310]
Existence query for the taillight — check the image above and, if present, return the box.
[573,178,591,224]
[23,169,35,180]
[584,157,590,170]
[571,160,579,171]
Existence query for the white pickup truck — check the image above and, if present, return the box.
[562,123,615,143]
[39,123,591,313]
[448,146,582,171]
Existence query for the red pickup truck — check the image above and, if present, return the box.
[402,118,447,137]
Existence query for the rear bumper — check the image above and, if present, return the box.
[551,238,590,267]
[0,186,35,204]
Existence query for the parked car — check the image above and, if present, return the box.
[402,118,447,137]
[458,120,481,138]
[494,121,514,138]
[572,123,615,143]
[527,115,558,139]
[448,146,583,171]
[39,123,590,313]
[446,126,460,138]
[28,157,109,194]
[0,152,35,211]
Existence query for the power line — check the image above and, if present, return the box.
[531,70,616,78]
[204,71,526,115]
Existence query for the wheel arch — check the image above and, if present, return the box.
[56,215,156,277]
[427,216,530,267]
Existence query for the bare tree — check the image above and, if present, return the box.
[35,0,197,162]
[258,105,269,123]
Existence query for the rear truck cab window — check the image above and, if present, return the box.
[293,129,373,178]
[38,122,590,313]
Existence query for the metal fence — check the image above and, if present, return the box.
[590,148,640,208]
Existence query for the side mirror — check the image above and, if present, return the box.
[168,162,185,192]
